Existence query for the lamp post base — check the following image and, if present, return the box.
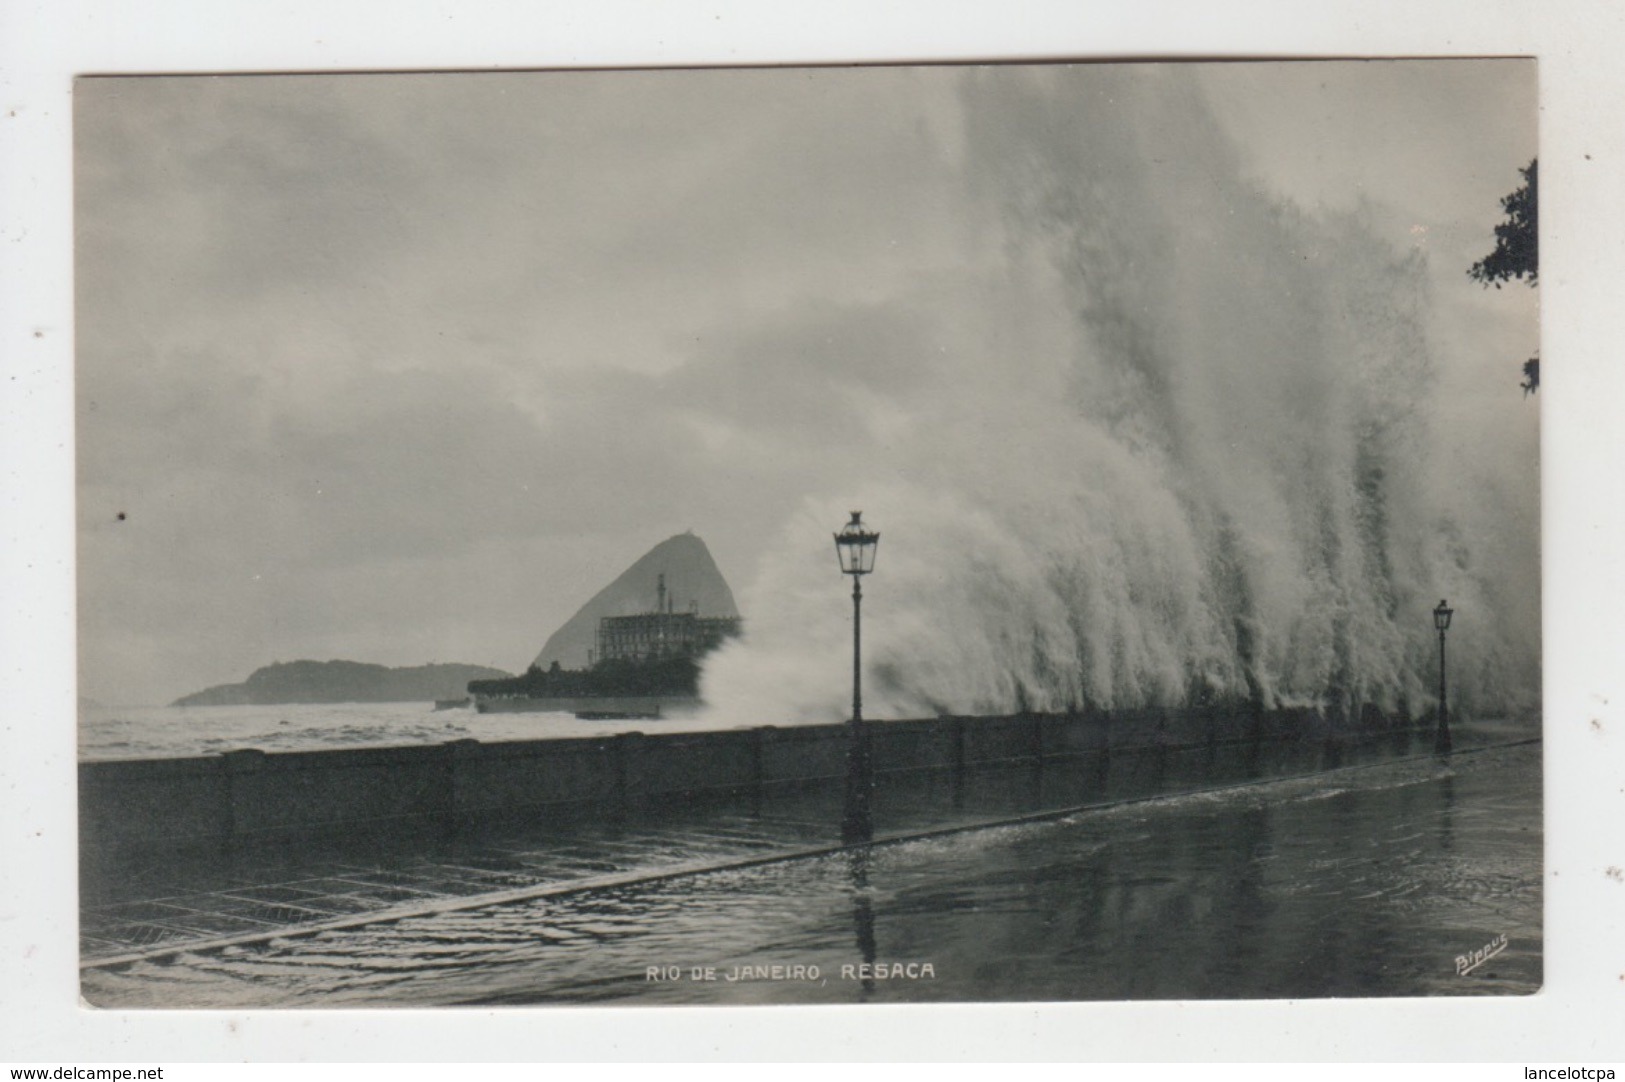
[842,718,874,844]
[1434,716,1452,756]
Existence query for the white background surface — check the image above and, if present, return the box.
[3,0,1623,1062]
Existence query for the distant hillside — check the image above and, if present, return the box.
[532,531,739,670]
[172,661,513,707]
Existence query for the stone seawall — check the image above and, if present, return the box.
[79,706,1408,860]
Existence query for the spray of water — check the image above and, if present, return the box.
[701,66,1539,726]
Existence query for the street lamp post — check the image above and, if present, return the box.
[1433,599,1454,754]
[834,511,880,843]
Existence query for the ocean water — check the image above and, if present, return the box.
[77,700,798,762]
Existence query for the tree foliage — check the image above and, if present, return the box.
[1469,159,1538,288]
[1468,159,1538,394]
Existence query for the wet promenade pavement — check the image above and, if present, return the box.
[82,806,845,965]
[81,724,1533,973]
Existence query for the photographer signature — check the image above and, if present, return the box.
[1456,932,1509,976]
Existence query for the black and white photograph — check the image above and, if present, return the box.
[72,59,1543,1009]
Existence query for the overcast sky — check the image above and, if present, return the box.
[75,61,1537,706]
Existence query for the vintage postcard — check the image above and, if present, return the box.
[75,60,1540,1007]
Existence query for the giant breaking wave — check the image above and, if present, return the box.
[700,66,1539,727]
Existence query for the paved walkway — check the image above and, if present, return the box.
[81,803,849,965]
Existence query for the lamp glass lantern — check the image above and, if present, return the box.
[834,512,880,576]
[1433,599,1454,632]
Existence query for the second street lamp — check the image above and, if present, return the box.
[1433,599,1454,754]
[834,511,880,843]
